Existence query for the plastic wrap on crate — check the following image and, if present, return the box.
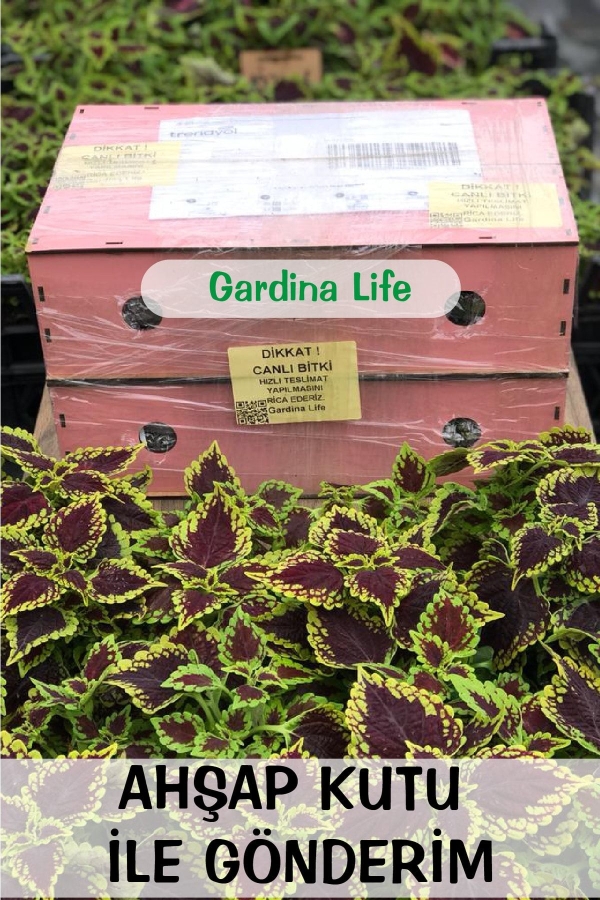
[28,99,578,380]
[32,243,576,378]
[49,376,568,495]
[28,99,578,494]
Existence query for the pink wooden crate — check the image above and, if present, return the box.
[28,99,577,379]
[31,243,575,378]
[28,100,577,252]
[49,376,567,495]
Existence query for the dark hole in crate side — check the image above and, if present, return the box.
[445,291,486,327]
[139,423,177,453]
[122,295,162,330]
[442,417,482,448]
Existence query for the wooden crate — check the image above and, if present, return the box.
[29,100,577,379]
[29,99,579,493]
[49,375,568,494]
[31,244,575,378]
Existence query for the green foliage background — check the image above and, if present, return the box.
[2,0,599,275]
[2,424,600,764]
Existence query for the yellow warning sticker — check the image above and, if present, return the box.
[228,342,361,426]
[51,142,180,189]
[429,182,562,229]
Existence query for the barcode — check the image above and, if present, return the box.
[326,141,461,169]
[235,399,269,425]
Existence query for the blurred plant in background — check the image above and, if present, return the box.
[2,0,598,275]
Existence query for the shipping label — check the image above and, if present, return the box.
[52,142,180,189]
[429,182,562,228]
[228,341,361,425]
[150,109,482,219]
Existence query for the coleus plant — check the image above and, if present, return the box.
[1,423,599,761]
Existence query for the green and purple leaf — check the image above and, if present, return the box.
[258,605,309,652]
[541,658,600,754]
[249,503,279,536]
[190,733,232,757]
[220,608,266,673]
[539,425,593,447]
[88,559,157,604]
[347,567,409,624]
[283,507,312,548]
[307,605,394,668]
[346,670,463,757]
[1,425,41,454]
[65,444,142,475]
[91,522,129,564]
[1,482,50,526]
[168,623,222,675]
[59,470,112,497]
[162,662,218,693]
[427,446,470,477]
[391,545,445,572]
[13,548,60,572]
[269,552,344,607]
[46,496,107,558]
[556,600,600,640]
[325,528,385,564]
[107,637,189,713]
[57,569,87,594]
[123,465,153,491]
[173,587,228,628]
[409,669,444,695]
[2,572,63,617]
[104,708,132,741]
[424,483,476,534]
[1,447,56,477]
[291,705,349,758]
[152,710,204,753]
[256,480,302,511]
[511,523,572,580]
[259,659,316,684]
[563,536,600,593]
[309,505,378,546]
[392,443,435,495]
[6,607,79,664]
[549,445,600,465]
[184,441,240,498]
[447,674,507,721]
[82,636,118,681]
[1,529,28,577]
[467,560,550,668]
[7,831,67,897]
[538,469,600,529]
[519,694,563,740]
[393,573,445,649]
[219,563,260,597]
[468,439,534,472]
[141,581,179,624]
[170,489,251,569]
[410,594,479,669]
[103,487,158,532]
[232,684,266,708]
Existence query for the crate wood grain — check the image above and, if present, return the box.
[28,100,577,380]
[35,360,592,508]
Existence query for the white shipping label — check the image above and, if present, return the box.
[150,110,482,220]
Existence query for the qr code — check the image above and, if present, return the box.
[429,212,465,228]
[53,176,87,190]
[235,399,269,425]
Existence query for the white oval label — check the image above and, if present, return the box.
[141,259,460,319]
